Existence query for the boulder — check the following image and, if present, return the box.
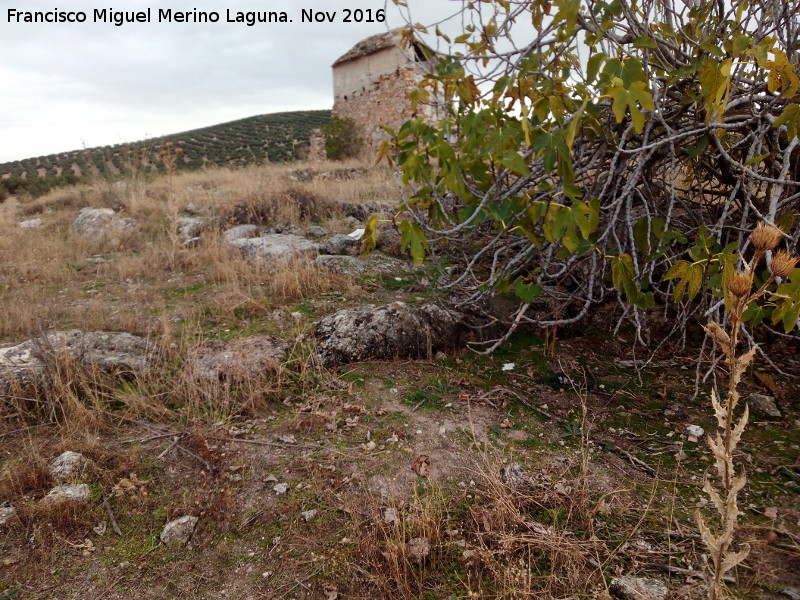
[322,233,360,256]
[610,576,668,600]
[183,335,289,383]
[160,515,198,546]
[306,226,328,238]
[40,484,91,508]
[314,302,475,367]
[222,224,260,243]
[48,451,92,483]
[0,330,156,393]
[314,253,413,277]
[71,207,138,244]
[228,234,319,264]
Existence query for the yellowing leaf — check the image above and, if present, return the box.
[605,80,654,133]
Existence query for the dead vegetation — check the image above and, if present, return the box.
[0,161,797,600]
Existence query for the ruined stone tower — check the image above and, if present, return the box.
[331,28,440,158]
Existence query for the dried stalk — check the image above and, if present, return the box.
[698,223,798,599]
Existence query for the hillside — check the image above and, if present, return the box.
[0,110,332,183]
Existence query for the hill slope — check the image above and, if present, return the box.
[0,110,332,182]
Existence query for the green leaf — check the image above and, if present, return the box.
[497,149,531,176]
[586,52,606,84]
[515,280,542,303]
[572,197,599,239]
[633,36,658,49]
[398,220,429,265]
[605,79,654,133]
[685,136,709,159]
[773,104,800,141]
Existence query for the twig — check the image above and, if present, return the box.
[177,444,217,473]
[102,493,123,536]
[156,435,184,460]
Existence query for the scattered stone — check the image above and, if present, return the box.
[222,224,260,243]
[48,451,92,483]
[685,425,704,440]
[0,504,17,526]
[160,515,198,546]
[177,216,207,240]
[70,207,138,244]
[314,253,413,277]
[183,335,288,383]
[781,587,800,600]
[314,302,479,367]
[183,202,205,216]
[18,218,43,229]
[383,507,398,525]
[301,509,317,522]
[747,393,782,418]
[501,463,532,489]
[610,575,668,600]
[407,537,430,563]
[367,475,390,502]
[229,233,319,264]
[0,330,156,393]
[273,483,289,495]
[306,225,328,238]
[40,484,91,508]
[321,233,360,255]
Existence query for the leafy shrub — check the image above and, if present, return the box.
[323,116,362,160]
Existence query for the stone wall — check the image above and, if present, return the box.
[332,59,438,159]
[308,129,326,162]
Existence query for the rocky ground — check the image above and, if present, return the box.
[0,161,798,600]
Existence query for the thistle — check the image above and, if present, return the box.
[698,222,798,599]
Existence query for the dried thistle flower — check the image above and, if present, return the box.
[751,222,783,251]
[771,249,799,278]
[728,271,752,299]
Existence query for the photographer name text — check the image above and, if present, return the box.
[5,7,386,27]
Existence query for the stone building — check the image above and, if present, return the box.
[331,28,441,158]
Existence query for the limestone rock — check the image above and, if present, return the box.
[0,504,17,526]
[48,451,92,483]
[301,509,317,522]
[407,537,430,563]
[177,216,207,240]
[610,575,668,600]
[314,253,413,277]
[160,515,198,546]
[306,225,328,238]
[18,218,43,229]
[747,393,781,418]
[184,335,289,383]
[228,234,319,264]
[40,484,91,508]
[501,463,532,489]
[367,475,390,502]
[314,302,475,367]
[71,207,138,244]
[0,330,156,393]
[223,224,260,243]
[322,233,360,256]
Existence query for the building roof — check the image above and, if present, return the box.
[333,28,437,68]
[332,29,404,67]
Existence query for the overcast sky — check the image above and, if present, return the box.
[0,1,461,163]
